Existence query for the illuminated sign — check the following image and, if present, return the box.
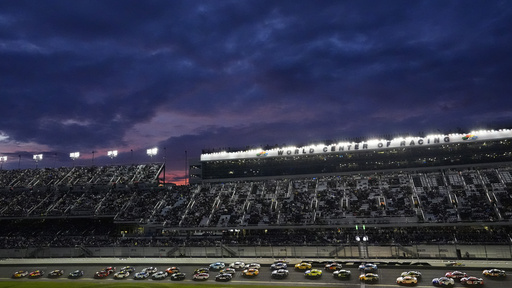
[201,129,512,161]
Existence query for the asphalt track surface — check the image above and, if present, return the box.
[1,261,511,287]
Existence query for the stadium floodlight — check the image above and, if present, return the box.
[108,150,118,159]
[70,152,80,160]
[147,147,158,158]
[33,154,43,169]
[0,156,6,170]
[108,150,118,165]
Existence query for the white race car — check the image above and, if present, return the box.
[151,271,168,280]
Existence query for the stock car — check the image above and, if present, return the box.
[359,263,378,272]
[12,270,28,278]
[333,269,351,279]
[295,262,312,270]
[142,267,157,274]
[401,270,422,279]
[483,268,506,277]
[432,277,456,287]
[194,267,209,274]
[166,267,180,274]
[29,270,45,278]
[209,262,225,270]
[113,270,130,279]
[270,262,287,270]
[48,269,64,278]
[305,269,323,278]
[359,273,379,282]
[94,270,109,278]
[229,261,246,269]
[247,263,261,269]
[460,276,484,285]
[215,273,233,282]
[325,262,343,271]
[445,271,468,280]
[193,272,209,280]
[242,268,260,277]
[121,266,135,273]
[271,269,289,279]
[220,268,236,275]
[133,271,150,280]
[170,272,186,281]
[68,270,84,278]
[152,271,168,280]
[104,266,116,275]
[397,275,418,285]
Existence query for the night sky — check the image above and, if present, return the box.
[1,1,511,183]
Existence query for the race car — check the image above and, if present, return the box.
[305,269,323,278]
[215,273,233,282]
[165,267,180,274]
[333,269,351,279]
[271,269,289,279]
[29,270,45,278]
[445,271,468,280]
[133,271,150,280]
[120,266,135,273]
[141,267,157,274]
[94,270,109,278]
[401,270,422,279]
[229,261,246,270]
[151,271,168,280]
[246,263,261,269]
[48,269,64,278]
[170,272,186,281]
[194,267,209,274]
[482,268,506,277]
[209,262,225,270]
[270,262,287,270]
[242,268,260,277]
[193,272,209,280]
[12,270,28,278]
[113,270,130,279]
[104,266,116,275]
[325,262,343,271]
[432,276,456,287]
[68,270,84,279]
[220,268,236,275]
[359,273,379,282]
[397,275,418,285]
[460,276,484,285]
[359,263,378,272]
[295,262,312,270]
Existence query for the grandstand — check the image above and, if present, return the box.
[1,129,512,259]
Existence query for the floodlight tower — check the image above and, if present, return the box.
[147,147,158,160]
[0,156,7,170]
[33,154,43,169]
[70,152,80,167]
[108,150,118,165]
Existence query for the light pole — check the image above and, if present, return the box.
[108,150,118,165]
[70,152,80,167]
[33,154,43,169]
[0,156,6,170]
[92,151,95,164]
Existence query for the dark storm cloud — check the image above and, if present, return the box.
[1,0,512,180]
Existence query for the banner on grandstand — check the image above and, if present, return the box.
[201,130,512,161]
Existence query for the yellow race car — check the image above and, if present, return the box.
[242,268,259,277]
[305,269,322,278]
[295,262,312,270]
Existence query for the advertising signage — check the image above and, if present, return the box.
[201,129,512,161]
